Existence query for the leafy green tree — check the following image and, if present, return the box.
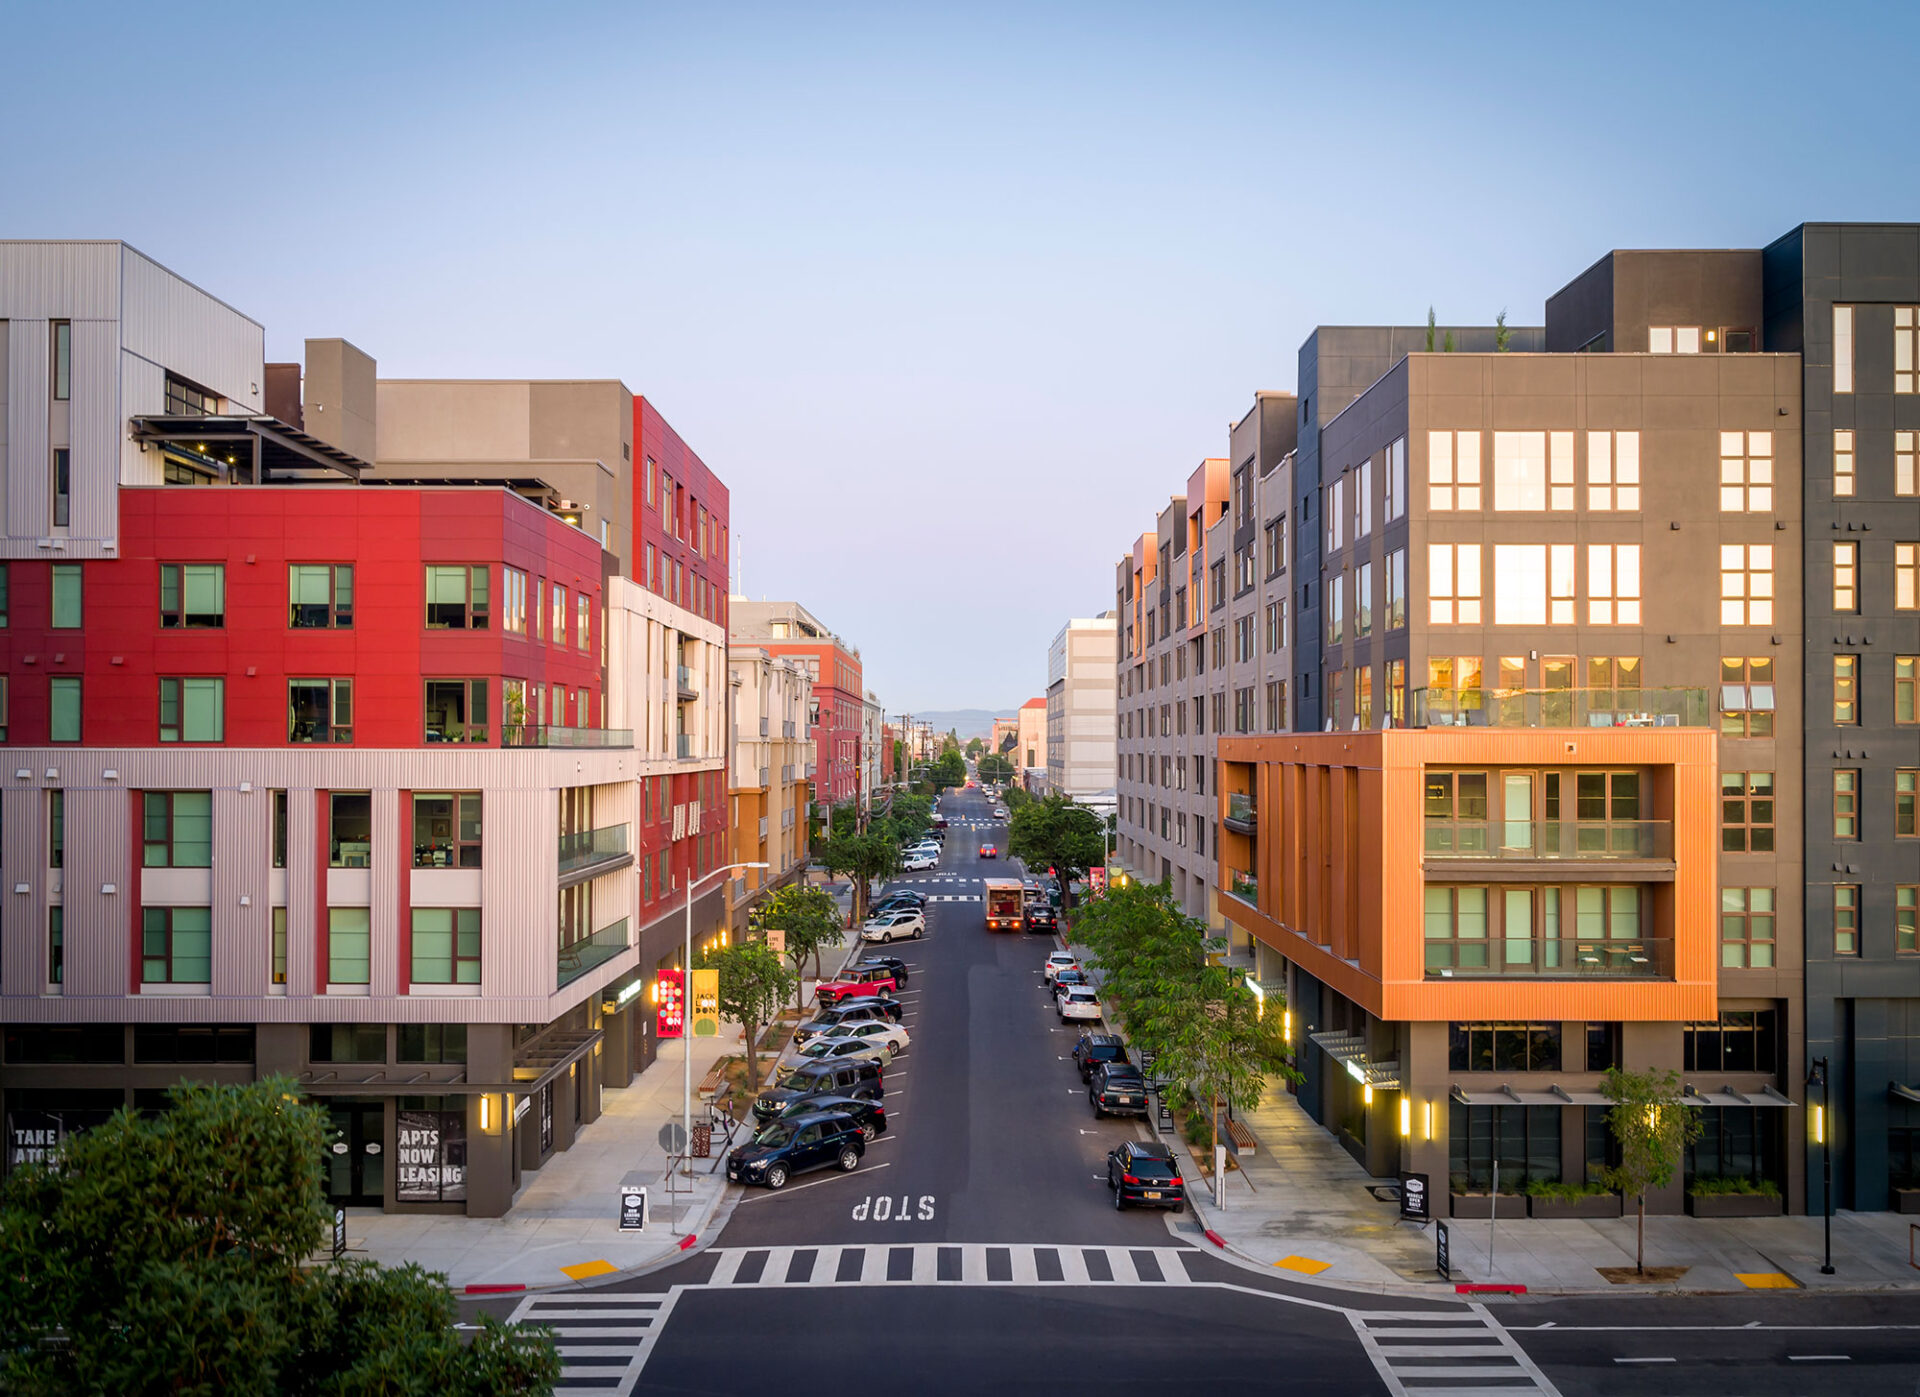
[818,808,902,928]
[976,753,1014,784]
[0,1079,559,1397]
[1495,308,1511,352]
[1595,1067,1702,1275]
[1425,306,1436,352]
[762,883,842,1001]
[700,940,797,1093]
[1442,329,1455,353]
[965,737,984,757]
[1003,784,1032,813]
[1006,793,1104,901]
[931,750,967,791]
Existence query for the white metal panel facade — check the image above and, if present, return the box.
[118,246,263,413]
[68,316,120,544]
[0,242,122,320]
[5,318,49,549]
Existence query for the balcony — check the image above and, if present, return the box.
[504,725,633,749]
[1224,793,1257,835]
[1424,936,1672,980]
[557,824,631,885]
[557,918,629,988]
[677,665,699,700]
[1226,868,1258,904]
[1408,687,1709,729]
[1423,819,1673,862]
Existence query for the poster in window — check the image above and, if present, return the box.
[395,1109,467,1202]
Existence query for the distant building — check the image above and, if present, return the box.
[729,599,862,809]
[728,648,813,931]
[1015,697,1047,782]
[1046,614,1118,807]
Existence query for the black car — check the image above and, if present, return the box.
[1025,904,1058,933]
[1088,1063,1149,1118]
[1107,1139,1186,1211]
[772,1093,886,1140]
[832,994,905,1023]
[1073,1031,1129,1081]
[1051,968,1089,1000]
[871,893,926,914]
[859,955,910,986]
[726,1110,866,1189]
[752,1060,883,1120]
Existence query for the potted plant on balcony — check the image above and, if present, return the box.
[1685,1175,1783,1218]
[1526,1178,1623,1219]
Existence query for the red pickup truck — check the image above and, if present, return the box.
[816,967,898,1005]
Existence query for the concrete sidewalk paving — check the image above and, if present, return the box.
[347,921,868,1291]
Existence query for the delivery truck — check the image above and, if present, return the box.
[983,878,1025,932]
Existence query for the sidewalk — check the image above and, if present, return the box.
[348,922,865,1290]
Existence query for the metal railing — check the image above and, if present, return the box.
[503,725,633,749]
[557,824,629,876]
[1225,793,1257,833]
[1424,936,1672,979]
[557,918,629,987]
[1408,687,1710,729]
[1423,819,1672,860]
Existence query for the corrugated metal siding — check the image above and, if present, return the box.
[368,791,399,997]
[118,248,263,412]
[69,318,120,543]
[0,323,10,538]
[117,353,164,486]
[0,788,45,991]
[211,785,272,998]
[6,318,48,543]
[66,783,132,996]
[0,243,121,319]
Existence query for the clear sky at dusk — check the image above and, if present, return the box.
[6,1,1916,709]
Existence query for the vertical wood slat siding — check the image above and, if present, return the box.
[6,318,48,544]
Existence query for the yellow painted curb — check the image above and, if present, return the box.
[1274,1255,1332,1276]
[561,1259,619,1281]
[1735,1271,1799,1289]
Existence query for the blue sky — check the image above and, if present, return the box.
[7,1,1917,709]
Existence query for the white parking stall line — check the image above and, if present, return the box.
[736,1160,893,1202]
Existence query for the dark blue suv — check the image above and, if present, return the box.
[726,1110,866,1189]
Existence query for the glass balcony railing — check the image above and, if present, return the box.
[557,918,629,988]
[677,665,698,697]
[503,725,634,749]
[1407,687,1709,729]
[1227,869,1259,903]
[557,824,630,876]
[1424,936,1672,979]
[1423,819,1673,860]
[1224,793,1257,833]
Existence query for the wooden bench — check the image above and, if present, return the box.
[1222,1115,1257,1157]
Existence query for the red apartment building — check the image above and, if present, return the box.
[729,600,863,807]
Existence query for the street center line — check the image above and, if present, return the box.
[1613,1357,1675,1364]
[1789,1355,1851,1362]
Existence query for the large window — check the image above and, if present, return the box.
[1720,887,1775,968]
[164,374,218,415]
[1719,432,1774,512]
[289,679,353,743]
[1833,305,1854,394]
[1899,543,1919,611]
[1492,431,1574,511]
[1720,772,1775,853]
[1898,306,1918,394]
[1834,885,1859,955]
[1264,599,1286,653]
[1897,769,1917,839]
[1902,657,1920,725]
[413,793,482,868]
[50,677,81,743]
[1325,477,1344,552]
[311,1024,385,1063]
[1834,430,1855,498]
[1649,326,1701,354]
[424,679,489,744]
[1586,431,1640,510]
[1684,1010,1779,1072]
[159,677,223,743]
[1386,548,1406,630]
[398,1024,467,1063]
[141,907,211,984]
[1900,433,1917,497]
[329,792,372,868]
[1427,431,1482,511]
[51,564,82,629]
[1355,562,1373,636]
[160,564,224,628]
[1450,1103,1562,1194]
[1264,516,1286,575]
[1587,545,1641,624]
[1719,545,1774,626]
[1834,769,1859,840]
[425,565,490,629]
[1428,544,1482,624]
[411,908,480,985]
[1492,544,1574,626]
[1424,886,1489,968]
[1719,658,1775,737]
[1688,1108,1781,1190]
[576,592,591,651]
[289,564,353,628]
[328,907,371,985]
[1833,543,1858,613]
[501,566,529,635]
[1834,654,1859,723]
[142,791,211,867]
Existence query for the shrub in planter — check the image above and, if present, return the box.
[1689,1175,1779,1197]
[1183,1109,1215,1151]
[1686,1175,1783,1217]
[1525,1179,1622,1218]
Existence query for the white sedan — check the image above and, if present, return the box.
[833,1019,910,1058]
[1059,987,1103,1022]
[1043,952,1079,984]
[861,910,927,943]
[784,1038,890,1073]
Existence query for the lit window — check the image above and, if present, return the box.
[1428,543,1482,624]
[1587,544,1642,625]
[1649,326,1702,354]
[1428,431,1481,511]
[1719,432,1773,512]
[1833,542,1859,613]
[1493,432,1547,511]
[1898,769,1917,838]
[1899,656,1918,725]
[1898,543,1919,611]
[1720,658,1776,738]
[1899,308,1918,393]
[1834,305,1854,394]
[1493,545,1548,625]
[1719,545,1774,625]
[1900,432,1917,497]
[1586,431,1640,511]
[1834,430,1855,498]
[1833,654,1858,724]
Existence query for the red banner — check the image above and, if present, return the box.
[656,969,685,1039]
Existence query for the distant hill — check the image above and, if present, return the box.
[908,709,1016,740]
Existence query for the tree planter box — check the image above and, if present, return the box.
[1686,1191,1782,1218]
[1450,1193,1524,1219]
[1528,1193,1623,1220]
[1895,1189,1920,1215]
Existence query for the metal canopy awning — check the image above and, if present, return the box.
[1889,1082,1920,1105]
[1451,1084,1611,1107]
[512,1027,603,1095]
[130,414,367,481]
[1684,1084,1794,1108]
[1308,1030,1401,1090]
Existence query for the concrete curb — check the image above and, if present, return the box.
[463,1174,736,1296]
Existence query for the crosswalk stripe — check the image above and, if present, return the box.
[691,1242,1194,1287]
[1349,1308,1564,1397]
[510,1290,682,1397]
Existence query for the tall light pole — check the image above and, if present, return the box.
[683,860,768,1177]
[1810,1055,1834,1274]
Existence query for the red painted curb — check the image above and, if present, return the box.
[1204,1229,1227,1248]
[679,1234,697,1251]
[1455,1283,1527,1294]
[464,1283,526,1294]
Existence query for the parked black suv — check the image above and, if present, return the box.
[1073,1031,1128,1081]
[770,1093,886,1140]
[1025,904,1058,933]
[727,1110,866,1189]
[1107,1139,1185,1211]
[752,1059,883,1120]
[1088,1063,1149,1118]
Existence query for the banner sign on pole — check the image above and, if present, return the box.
[766,927,786,954]
[656,969,685,1039]
[690,968,721,1038]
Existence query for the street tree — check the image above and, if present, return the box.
[1003,784,1032,813]
[700,940,797,1093]
[1595,1067,1702,1275]
[1006,793,1105,901]
[976,753,1014,784]
[965,736,984,757]
[818,819,901,927]
[930,750,967,791]
[761,883,842,1002]
[0,1078,559,1396]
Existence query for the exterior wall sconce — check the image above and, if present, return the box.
[1399,1097,1411,1138]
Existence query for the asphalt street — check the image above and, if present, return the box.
[463,783,1920,1396]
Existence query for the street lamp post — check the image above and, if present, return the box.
[683,860,769,1177]
[1810,1055,1834,1274]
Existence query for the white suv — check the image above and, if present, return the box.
[1059,987,1103,1022]
[861,910,927,943]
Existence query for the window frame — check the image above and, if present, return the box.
[142,790,213,868]
[1833,542,1858,614]
[423,678,490,745]
[328,792,373,869]
[1833,429,1855,498]
[1833,885,1859,956]
[1719,657,1776,738]
[1833,769,1859,841]
[1900,657,1919,726]
[423,564,491,630]
[288,678,353,744]
[1427,543,1483,625]
[412,792,483,869]
[1720,771,1775,853]
[1427,431,1482,511]
[288,563,354,629]
[1833,654,1859,724]
[51,448,71,528]
[50,564,82,629]
[159,676,224,744]
[141,906,212,984]
[49,676,81,743]
[159,562,225,629]
[1719,886,1776,969]
[1898,543,1919,612]
[1897,769,1917,839]
[1718,432,1774,513]
[409,907,482,985]
[1719,545,1774,626]
[327,906,371,986]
